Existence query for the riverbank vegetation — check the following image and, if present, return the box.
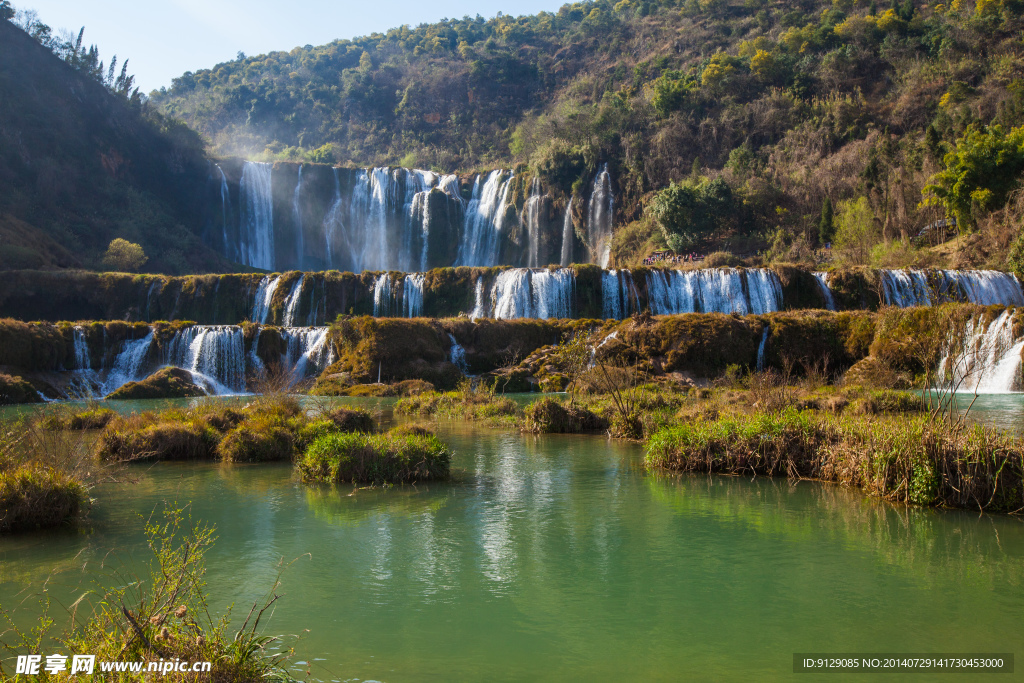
[299,429,451,485]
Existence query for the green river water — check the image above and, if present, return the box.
[1,396,1023,680]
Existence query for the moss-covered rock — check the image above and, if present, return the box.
[106,367,206,400]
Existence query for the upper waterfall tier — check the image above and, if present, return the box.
[208,161,607,272]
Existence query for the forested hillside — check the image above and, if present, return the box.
[151,0,1024,268]
[0,12,234,273]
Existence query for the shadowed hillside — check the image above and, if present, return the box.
[0,18,233,273]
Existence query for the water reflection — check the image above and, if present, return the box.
[1,420,1022,680]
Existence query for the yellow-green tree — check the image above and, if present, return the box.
[834,197,879,264]
[102,238,148,272]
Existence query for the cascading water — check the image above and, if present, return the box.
[937,310,1024,393]
[602,270,638,319]
[470,277,486,320]
[282,276,305,327]
[525,179,544,268]
[456,171,514,267]
[165,326,246,394]
[102,331,155,396]
[403,273,425,318]
[646,268,782,315]
[72,327,90,371]
[292,165,305,270]
[756,327,769,371]
[880,269,932,307]
[448,333,470,374]
[216,164,230,258]
[560,198,574,267]
[408,192,431,272]
[812,272,837,311]
[283,327,333,383]
[587,164,614,268]
[491,269,573,320]
[251,275,282,324]
[239,161,274,270]
[936,270,1024,306]
[373,273,394,317]
[323,168,346,269]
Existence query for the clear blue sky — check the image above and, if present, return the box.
[17,0,568,92]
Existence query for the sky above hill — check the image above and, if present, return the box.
[20,0,567,92]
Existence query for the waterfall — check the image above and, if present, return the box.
[646,268,782,315]
[470,276,486,320]
[72,326,90,370]
[938,310,1024,393]
[251,275,282,324]
[292,165,305,270]
[587,164,614,268]
[560,197,574,267]
[936,270,1024,306]
[239,161,274,270]
[602,270,639,320]
[756,327,769,371]
[437,174,462,203]
[456,170,514,267]
[216,164,230,258]
[403,273,425,318]
[373,273,394,317]
[283,327,333,382]
[323,168,346,270]
[812,272,837,311]
[165,325,246,394]
[880,269,931,307]
[282,275,305,327]
[409,192,431,272]
[491,268,574,320]
[525,178,544,267]
[448,333,469,374]
[102,331,155,396]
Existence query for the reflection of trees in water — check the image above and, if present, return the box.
[646,473,1024,588]
[304,483,452,525]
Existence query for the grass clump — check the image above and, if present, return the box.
[299,431,451,485]
[325,407,375,433]
[217,417,295,463]
[523,398,608,434]
[0,466,86,533]
[40,405,117,430]
[646,410,1024,512]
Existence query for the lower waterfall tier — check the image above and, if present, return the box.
[3,305,1023,401]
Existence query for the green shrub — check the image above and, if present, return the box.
[299,432,451,484]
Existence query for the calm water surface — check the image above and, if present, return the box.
[1,398,1023,680]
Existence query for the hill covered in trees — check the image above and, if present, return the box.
[151,0,1024,269]
[0,8,234,273]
